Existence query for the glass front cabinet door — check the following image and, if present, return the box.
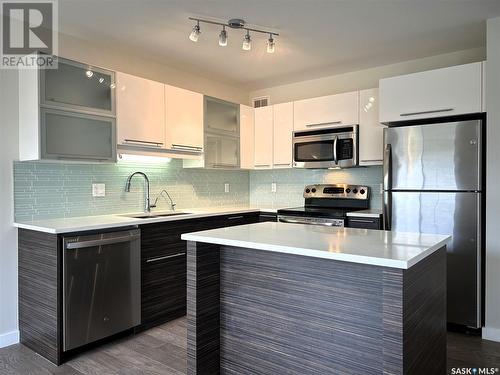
[41,108,116,161]
[204,96,240,136]
[40,57,115,115]
[18,56,118,162]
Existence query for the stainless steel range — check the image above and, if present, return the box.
[277,184,370,227]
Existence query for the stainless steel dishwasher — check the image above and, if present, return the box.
[62,228,141,351]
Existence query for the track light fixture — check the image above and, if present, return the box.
[242,30,251,51]
[219,26,227,47]
[188,17,278,53]
[189,20,200,42]
[267,34,275,54]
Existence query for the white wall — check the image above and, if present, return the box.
[249,47,485,104]
[0,69,20,347]
[483,17,500,343]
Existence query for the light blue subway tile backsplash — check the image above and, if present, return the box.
[249,166,383,209]
[14,160,383,221]
[13,159,250,221]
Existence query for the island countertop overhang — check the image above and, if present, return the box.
[181,222,451,269]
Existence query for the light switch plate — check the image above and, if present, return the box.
[271,182,277,193]
[92,183,106,197]
[224,183,230,193]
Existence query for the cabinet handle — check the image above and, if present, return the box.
[349,218,376,223]
[146,252,186,263]
[306,121,342,127]
[171,144,203,151]
[124,139,163,147]
[260,214,276,218]
[400,108,453,117]
[57,156,109,161]
[227,215,244,220]
[360,159,383,162]
[254,164,270,167]
[212,163,237,168]
[273,163,291,166]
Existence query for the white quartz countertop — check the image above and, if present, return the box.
[181,222,450,269]
[13,206,279,234]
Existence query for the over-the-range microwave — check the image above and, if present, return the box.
[292,124,359,169]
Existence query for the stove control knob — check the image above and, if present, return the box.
[311,188,317,193]
[305,188,311,193]
[345,188,351,193]
[352,188,358,194]
[360,189,366,195]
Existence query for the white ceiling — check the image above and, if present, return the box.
[59,0,500,90]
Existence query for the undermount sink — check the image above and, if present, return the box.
[122,212,191,219]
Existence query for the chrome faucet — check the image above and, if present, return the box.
[152,189,177,212]
[125,172,152,213]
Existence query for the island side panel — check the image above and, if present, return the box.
[219,246,385,375]
[402,247,447,375]
[18,229,62,365]
[186,242,447,375]
[186,241,221,375]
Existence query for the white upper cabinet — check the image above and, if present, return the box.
[379,62,483,124]
[239,104,255,170]
[293,91,359,131]
[254,106,274,168]
[116,72,165,148]
[165,85,203,152]
[359,88,384,166]
[273,102,294,168]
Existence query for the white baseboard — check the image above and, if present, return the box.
[483,326,500,342]
[0,330,19,348]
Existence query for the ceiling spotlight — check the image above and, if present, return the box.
[85,70,93,78]
[267,34,275,53]
[242,30,251,51]
[189,21,200,42]
[219,26,227,47]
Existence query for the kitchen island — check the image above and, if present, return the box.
[182,222,450,375]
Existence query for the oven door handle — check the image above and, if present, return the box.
[333,136,338,165]
[279,217,341,227]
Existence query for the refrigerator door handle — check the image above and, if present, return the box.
[383,191,392,231]
[383,144,392,191]
[476,193,482,326]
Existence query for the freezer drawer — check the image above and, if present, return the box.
[63,229,141,351]
[386,191,481,327]
[384,120,481,191]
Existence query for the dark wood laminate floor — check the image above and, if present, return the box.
[1,317,499,374]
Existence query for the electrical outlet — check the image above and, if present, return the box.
[271,182,277,193]
[379,183,384,194]
[224,183,230,193]
[92,183,106,197]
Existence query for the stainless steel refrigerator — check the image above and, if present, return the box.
[383,118,484,328]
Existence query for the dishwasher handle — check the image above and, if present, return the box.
[65,233,140,249]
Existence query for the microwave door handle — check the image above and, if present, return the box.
[333,136,338,165]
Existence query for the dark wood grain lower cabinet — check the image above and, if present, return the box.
[18,229,62,365]
[139,212,260,329]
